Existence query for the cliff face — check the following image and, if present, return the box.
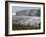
[16,9,40,17]
[16,10,29,16]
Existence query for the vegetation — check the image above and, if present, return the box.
[12,23,40,30]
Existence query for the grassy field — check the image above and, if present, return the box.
[12,23,40,30]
